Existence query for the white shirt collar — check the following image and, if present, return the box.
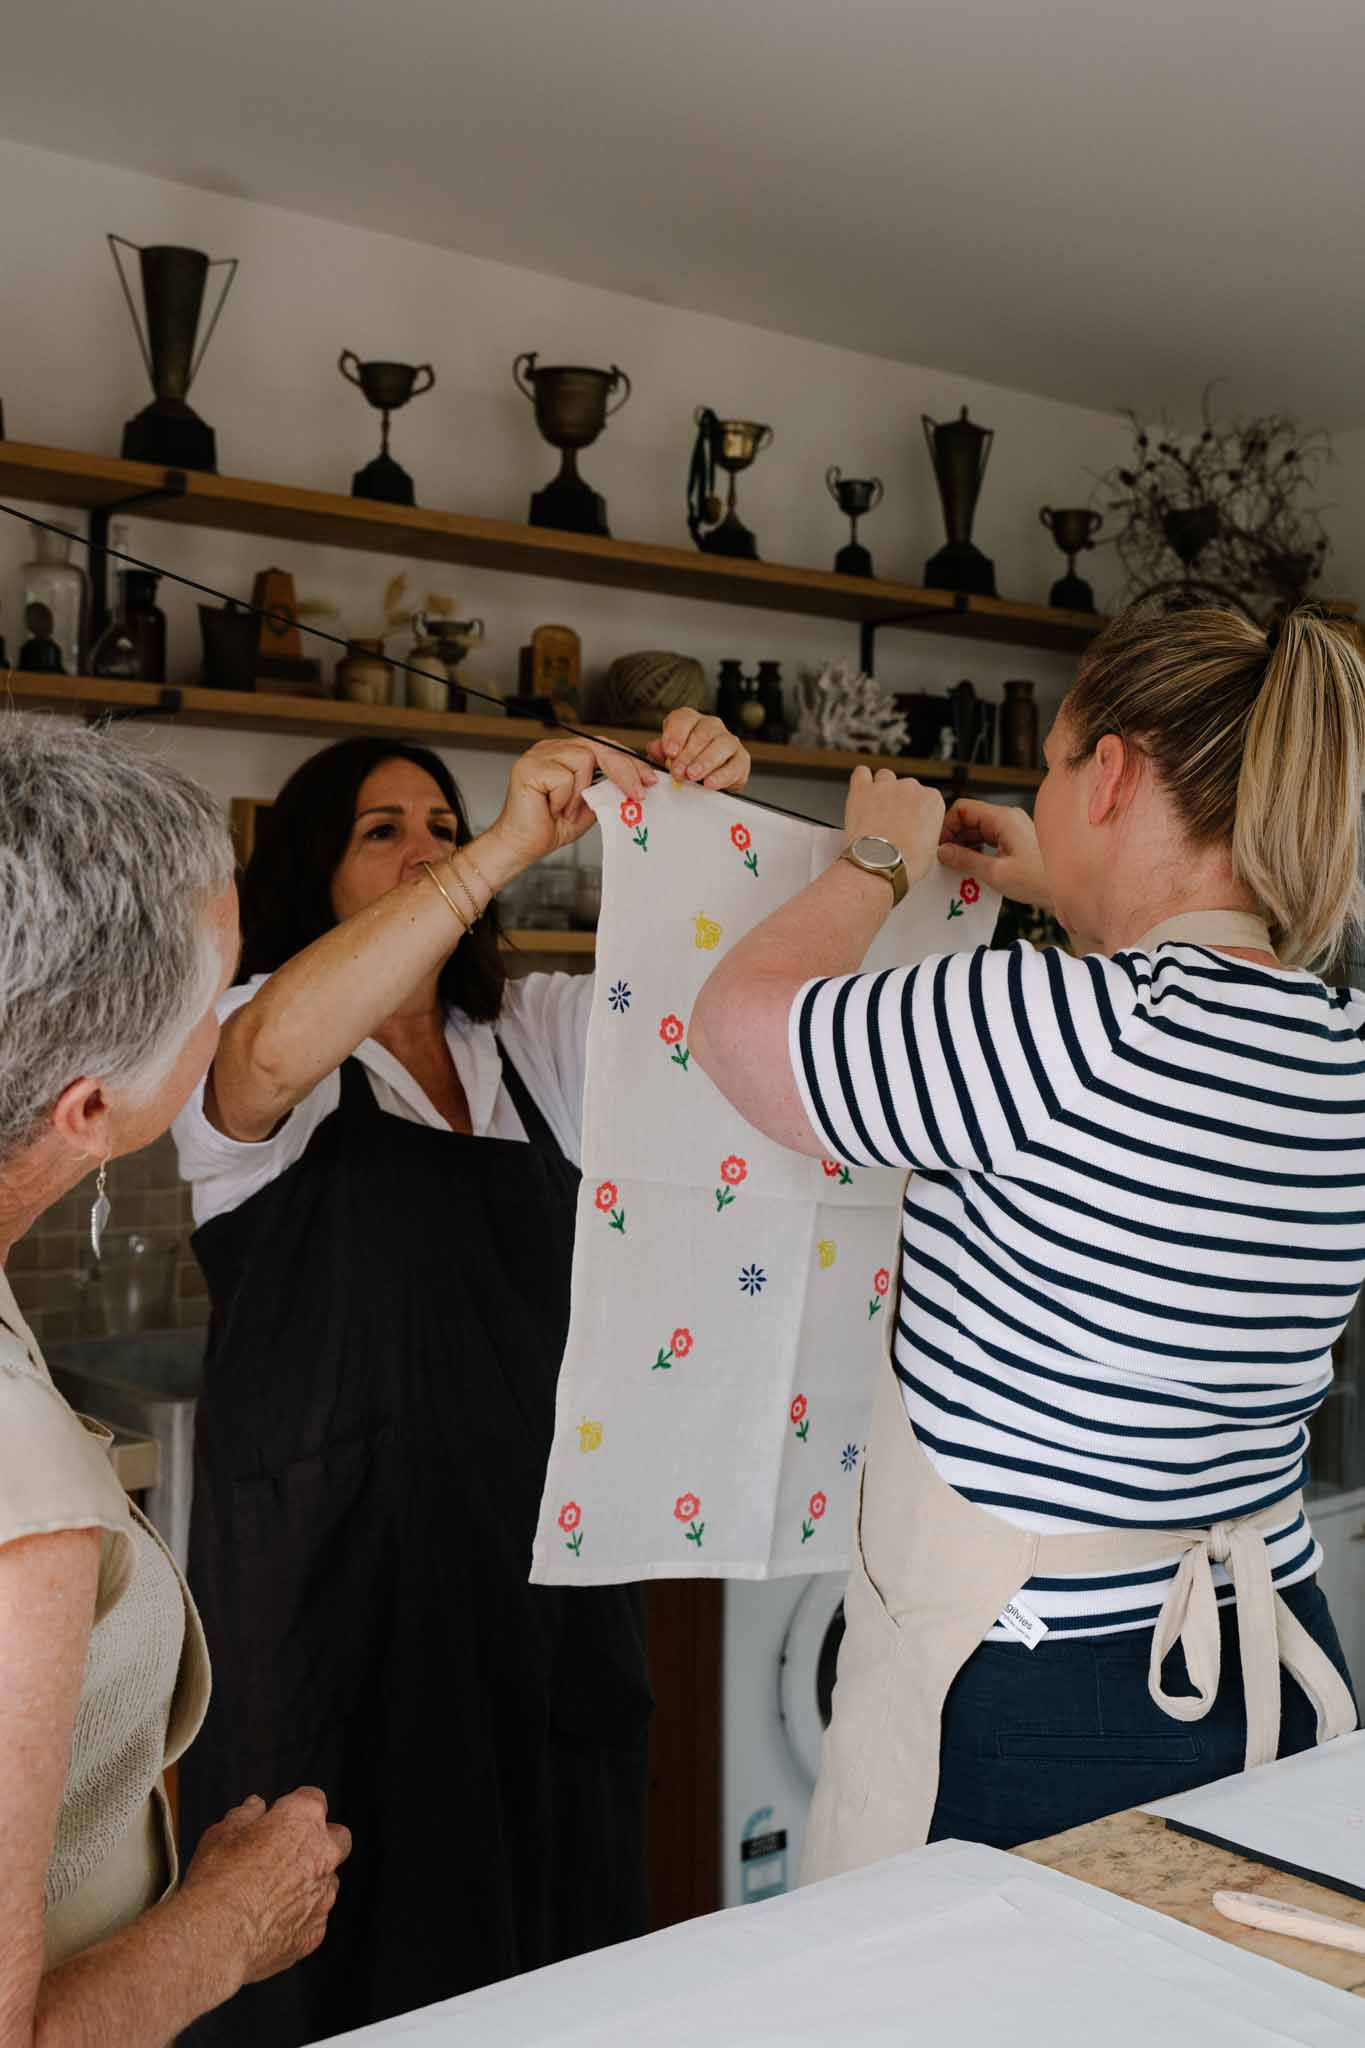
[352,1009,502,1135]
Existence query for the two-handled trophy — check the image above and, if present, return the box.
[1039,506,1104,612]
[108,236,238,471]
[339,353,436,505]
[687,409,774,559]
[826,467,884,578]
[513,354,631,536]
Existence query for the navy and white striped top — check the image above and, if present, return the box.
[789,941,1365,1638]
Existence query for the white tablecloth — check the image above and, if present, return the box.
[531,774,998,1585]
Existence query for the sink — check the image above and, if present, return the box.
[46,1330,206,1569]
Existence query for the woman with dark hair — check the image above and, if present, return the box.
[172,712,749,2046]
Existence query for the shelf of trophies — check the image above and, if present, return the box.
[0,440,1104,655]
[1,670,1046,793]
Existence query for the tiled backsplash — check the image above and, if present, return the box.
[8,1132,209,1345]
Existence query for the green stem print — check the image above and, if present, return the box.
[821,1160,853,1187]
[558,1502,584,1557]
[868,1266,892,1320]
[800,1490,827,1545]
[790,1395,810,1443]
[674,1491,704,1549]
[714,1155,747,1212]
[594,1181,626,1235]
[730,822,758,876]
[660,1015,690,1069]
[619,795,649,852]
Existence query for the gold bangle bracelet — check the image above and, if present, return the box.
[461,848,494,898]
[444,855,484,924]
[420,860,469,933]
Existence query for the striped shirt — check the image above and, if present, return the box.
[790,941,1365,1638]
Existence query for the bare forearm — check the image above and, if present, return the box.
[214,830,524,1136]
[27,1885,244,2048]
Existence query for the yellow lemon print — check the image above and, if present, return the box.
[817,1240,837,1270]
[576,1418,604,1454]
[693,912,723,952]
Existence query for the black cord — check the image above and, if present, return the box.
[0,499,830,828]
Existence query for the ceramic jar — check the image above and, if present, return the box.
[336,638,392,706]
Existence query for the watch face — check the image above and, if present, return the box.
[851,835,900,870]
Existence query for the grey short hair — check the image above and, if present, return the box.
[0,715,234,1164]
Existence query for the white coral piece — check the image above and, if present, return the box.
[793,660,909,754]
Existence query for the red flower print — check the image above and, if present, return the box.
[671,1328,694,1359]
[730,822,752,852]
[660,1015,685,1046]
[810,1492,827,1520]
[675,1492,701,1523]
[961,877,980,905]
[790,1394,808,1425]
[595,1181,618,1212]
[620,796,643,828]
[822,1160,839,1177]
[720,1156,748,1186]
[874,1268,891,1297]
[558,1501,582,1533]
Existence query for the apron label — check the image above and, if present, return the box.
[996,1595,1050,1651]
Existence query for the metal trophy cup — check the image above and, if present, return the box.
[109,237,238,471]
[1040,506,1103,612]
[339,353,435,506]
[687,410,774,560]
[922,405,996,596]
[826,467,884,578]
[513,354,631,536]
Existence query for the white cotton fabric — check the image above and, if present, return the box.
[530,776,997,1583]
[174,970,593,1225]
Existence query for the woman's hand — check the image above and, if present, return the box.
[646,709,751,792]
[486,733,659,873]
[179,1787,352,1986]
[842,768,946,886]
[938,797,1054,910]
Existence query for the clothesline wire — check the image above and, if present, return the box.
[0,501,831,829]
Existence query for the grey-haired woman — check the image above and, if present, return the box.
[0,717,348,2048]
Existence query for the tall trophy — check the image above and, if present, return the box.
[826,467,884,578]
[339,353,436,505]
[922,405,996,595]
[513,354,631,536]
[109,237,238,471]
[687,409,773,560]
[1039,506,1103,611]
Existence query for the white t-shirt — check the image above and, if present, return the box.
[174,970,594,1229]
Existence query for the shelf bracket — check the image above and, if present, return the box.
[87,471,189,637]
[85,686,183,729]
[859,593,969,678]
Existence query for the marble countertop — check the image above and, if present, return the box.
[1015,1807,1365,1998]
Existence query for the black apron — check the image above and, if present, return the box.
[181,1049,652,2046]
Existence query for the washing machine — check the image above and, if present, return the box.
[720,1572,847,1907]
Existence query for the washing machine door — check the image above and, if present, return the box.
[777,1574,847,1788]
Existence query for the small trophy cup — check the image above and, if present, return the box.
[109,237,238,471]
[339,354,435,505]
[826,468,884,578]
[687,410,774,560]
[922,405,996,596]
[1039,507,1104,612]
[513,354,631,536]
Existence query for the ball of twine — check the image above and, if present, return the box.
[599,650,708,729]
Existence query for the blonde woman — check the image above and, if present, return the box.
[0,718,348,2048]
[692,607,1363,1875]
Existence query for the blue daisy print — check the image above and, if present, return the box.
[840,1442,860,1474]
[738,1264,767,1297]
[608,980,632,1013]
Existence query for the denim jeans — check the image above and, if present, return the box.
[928,1577,1356,1850]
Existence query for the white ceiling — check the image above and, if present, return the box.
[5,0,1365,427]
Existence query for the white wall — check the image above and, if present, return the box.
[3,137,1357,835]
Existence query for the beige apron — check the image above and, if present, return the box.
[801,911,1359,1883]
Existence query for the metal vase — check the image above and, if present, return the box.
[109,237,238,471]
[513,354,631,536]
[922,405,996,595]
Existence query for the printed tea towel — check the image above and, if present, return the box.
[530,775,999,1583]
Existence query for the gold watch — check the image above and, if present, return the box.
[841,834,909,904]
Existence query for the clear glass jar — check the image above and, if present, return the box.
[16,526,89,675]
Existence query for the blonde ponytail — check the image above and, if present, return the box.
[1234,613,1365,968]
[1067,605,1365,970]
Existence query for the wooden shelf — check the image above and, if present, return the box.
[500,930,595,954]
[0,439,1105,654]
[2,671,1044,791]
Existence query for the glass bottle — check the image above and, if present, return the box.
[90,570,167,683]
[1001,678,1039,769]
[16,526,89,676]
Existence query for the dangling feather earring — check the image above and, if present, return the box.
[90,1158,111,1260]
